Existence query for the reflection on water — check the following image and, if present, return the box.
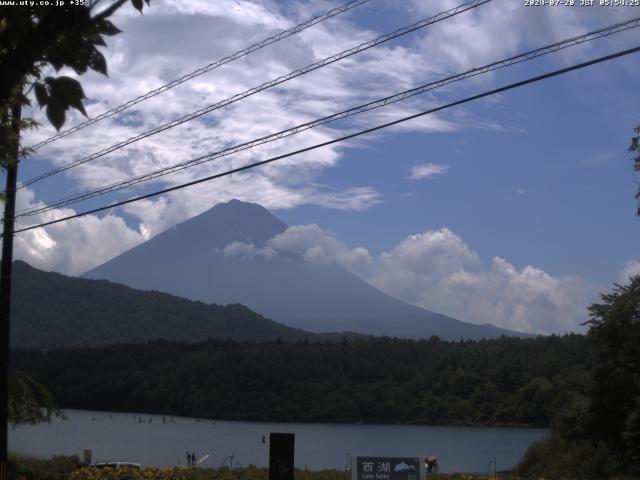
[9,410,547,474]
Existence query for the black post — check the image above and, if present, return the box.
[269,433,294,480]
[0,103,22,480]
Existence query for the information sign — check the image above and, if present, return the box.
[351,456,424,480]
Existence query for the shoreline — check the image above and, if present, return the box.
[49,408,552,430]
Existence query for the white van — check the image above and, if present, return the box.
[93,462,141,470]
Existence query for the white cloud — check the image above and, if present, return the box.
[221,223,372,272]
[303,186,382,211]
[517,188,526,195]
[268,224,373,269]
[221,223,598,335]
[409,0,629,74]
[617,260,640,285]
[369,229,596,335]
[7,188,145,276]
[380,228,478,276]
[409,162,449,180]
[223,241,276,260]
[116,182,382,241]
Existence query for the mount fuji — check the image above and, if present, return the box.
[84,200,527,340]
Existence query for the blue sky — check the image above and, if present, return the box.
[279,57,640,285]
[6,0,640,333]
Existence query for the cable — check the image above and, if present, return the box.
[16,15,640,217]
[27,0,373,152]
[11,45,640,235]
[18,0,491,189]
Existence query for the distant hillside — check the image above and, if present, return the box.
[10,261,324,349]
[85,200,528,340]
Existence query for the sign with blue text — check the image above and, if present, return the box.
[351,457,424,480]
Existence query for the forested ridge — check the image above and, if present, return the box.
[12,334,591,427]
[10,260,331,348]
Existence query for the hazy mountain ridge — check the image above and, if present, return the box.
[85,200,529,340]
[10,260,328,349]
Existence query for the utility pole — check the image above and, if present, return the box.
[0,102,22,480]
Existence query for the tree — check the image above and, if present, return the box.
[631,125,640,215]
[516,278,640,478]
[622,399,640,469]
[8,372,65,427]
[0,0,151,472]
[585,276,640,451]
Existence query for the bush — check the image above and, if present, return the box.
[8,454,82,480]
[515,435,626,479]
[68,466,349,480]
[552,397,591,441]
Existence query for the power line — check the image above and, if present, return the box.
[18,0,490,189]
[11,45,640,235]
[16,16,640,218]
[27,0,373,152]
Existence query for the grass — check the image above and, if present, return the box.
[7,455,520,480]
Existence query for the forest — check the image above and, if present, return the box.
[12,333,591,428]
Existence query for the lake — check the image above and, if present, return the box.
[9,410,547,474]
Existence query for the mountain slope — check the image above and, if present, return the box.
[10,260,321,349]
[85,200,527,340]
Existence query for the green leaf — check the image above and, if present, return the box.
[46,76,88,117]
[70,98,87,117]
[47,56,65,71]
[34,83,49,107]
[95,19,121,36]
[67,46,91,75]
[18,93,31,106]
[46,101,66,131]
[88,50,107,76]
[19,118,41,131]
[87,32,107,47]
[131,0,144,12]
[46,76,85,101]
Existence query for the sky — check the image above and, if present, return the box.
[4,0,640,335]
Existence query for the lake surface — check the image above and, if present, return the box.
[9,410,547,474]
